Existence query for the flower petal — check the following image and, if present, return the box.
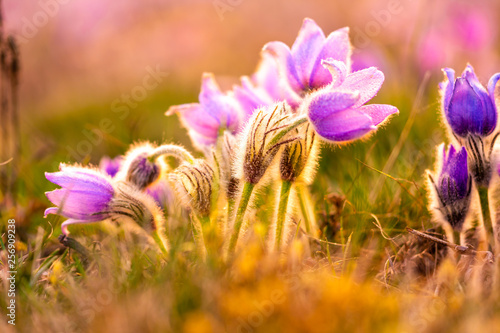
[488,72,500,103]
[199,73,241,129]
[441,68,455,112]
[263,41,303,92]
[311,108,376,142]
[358,104,399,126]
[45,188,111,220]
[306,90,360,123]
[309,27,351,89]
[290,18,325,89]
[169,103,220,139]
[321,58,348,88]
[339,67,385,108]
[45,170,113,194]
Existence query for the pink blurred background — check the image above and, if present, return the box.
[4,0,500,122]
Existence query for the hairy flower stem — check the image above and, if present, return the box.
[191,213,208,261]
[227,182,255,257]
[152,230,169,256]
[148,144,195,164]
[478,186,496,253]
[275,180,293,251]
[296,184,315,235]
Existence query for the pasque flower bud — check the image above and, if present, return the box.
[237,102,299,185]
[427,144,472,232]
[169,159,215,217]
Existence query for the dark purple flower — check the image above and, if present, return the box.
[99,156,123,177]
[44,165,114,235]
[429,145,471,231]
[304,59,398,142]
[440,65,500,138]
[263,18,351,95]
[438,145,470,204]
[166,73,244,149]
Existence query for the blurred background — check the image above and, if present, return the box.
[2,0,500,233]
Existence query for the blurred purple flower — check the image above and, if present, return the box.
[99,156,123,177]
[429,145,471,231]
[44,165,114,235]
[263,18,352,96]
[440,65,500,138]
[303,59,398,142]
[167,73,244,149]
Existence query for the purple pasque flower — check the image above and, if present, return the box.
[233,53,302,112]
[263,18,352,95]
[303,59,398,142]
[166,73,244,149]
[44,164,115,235]
[440,64,500,138]
[428,144,471,231]
[99,156,123,177]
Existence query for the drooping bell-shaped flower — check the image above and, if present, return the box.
[167,73,244,149]
[44,164,115,235]
[115,143,160,190]
[303,59,398,142]
[428,144,472,232]
[263,18,352,95]
[45,164,170,252]
[440,65,500,138]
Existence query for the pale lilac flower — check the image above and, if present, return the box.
[303,59,398,142]
[44,165,114,235]
[167,73,244,149]
[263,18,352,95]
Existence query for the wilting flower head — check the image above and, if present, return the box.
[440,65,500,138]
[428,144,471,231]
[115,143,161,190]
[167,73,244,149]
[302,59,398,142]
[236,102,298,184]
[263,18,351,95]
[169,159,215,217]
[99,156,123,177]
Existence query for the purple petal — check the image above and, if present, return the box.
[290,18,325,90]
[321,58,348,88]
[309,27,351,89]
[306,90,360,122]
[187,129,218,150]
[441,68,456,112]
[358,104,399,126]
[311,108,376,142]
[44,207,59,217]
[45,170,113,194]
[233,77,273,116]
[199,73,241,130]
[99,156,123,177]
[45,188,111,220]
[488,72,500,103]
[338,67,385,108]
[169,103,220,139]
[263,41,304,92]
